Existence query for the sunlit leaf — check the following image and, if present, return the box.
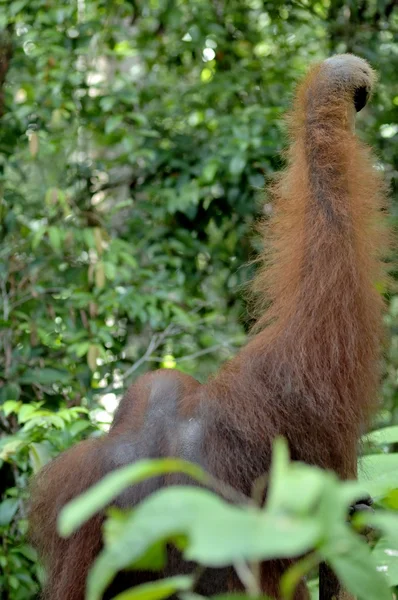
[58,459,209,537]
[0,498,19,526]
[111,576,193,600]
[364,426,398,446]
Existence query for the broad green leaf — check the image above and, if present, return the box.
[0,498,19,527]
[74,342,90,358]
[48,226,62,253]
[9,0,29,16]
[22,414,66,431]
[0,438,23,460]
[323,527,390,600]
[358,469,398,499]
[14,544,37,562]
[202,160,219,183]
[359,454,398,497]
[1,400,21,417]
[364,426,398,446]
[20,368,70,385]
[209,596,271,600]
[129,540,168,572]
[372,537,398,587]
[105,115,123,134]
[58,459,209,537]
[17,404,36,424]
[359,453,398,479]
[104,261,117,280]
[112,576,193,600]
[29,442,52,472]
[229,155,246,175]
[265,438,347,516]
[280,552,320,600]
[86,486,321,600]
[383,488,398,510]
[364,512,398,547]
[103,506,177,573]
[0,382,20,402]
[69,420,91,437]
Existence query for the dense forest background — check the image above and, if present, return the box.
[0,1,397,598]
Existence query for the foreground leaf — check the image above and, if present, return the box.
[112,576,193,600]
[86,486,321,600]
[322,527,390,600]
[364,426,398,447]
[58,458,209,537]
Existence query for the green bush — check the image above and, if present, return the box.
[58,439,398,600]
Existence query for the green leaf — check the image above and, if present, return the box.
[105,115,123,134]
[14,544,37,562]
[372,537,398,587]
[1,400,21,417]
[22,414,65,431]
[29,442,52,472]
[58,459,209,537]
[364,511,398,547]
[17,404,36,424]
[73,341,90,358]
[48,226,62,253]
[383,488,398,510]
[361,470,398,499]
[280,552,320,600]
[20,368,70,385]
[9,0,29,17]
[229,155,246,175]
[358,454,398,497]
[266,438,324,513]
[86,486,321,600]
[133,543,168,571]
[202,160,219,183]
[359,453,398,478]
[0,498,19,527]
[364,426,398,446]
[111,576,193,600]
[114,41,136,57]
[69,420,91,437]
[0,437,23,460]
[323,527,391,600]
[210,596,271,600]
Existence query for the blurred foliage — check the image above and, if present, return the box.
[58,439,398,600]
[0,0,397,598]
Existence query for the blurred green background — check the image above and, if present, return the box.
[0,0,397,597]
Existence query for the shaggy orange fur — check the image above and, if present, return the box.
[29,54,388,600]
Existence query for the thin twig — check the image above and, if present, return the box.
[122,334,160,380]
[0,279,10,321]
[234,561,261,596]
[146,341,232,364]
[0,279,12,377]
[122,322,181,380]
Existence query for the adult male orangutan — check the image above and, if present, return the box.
[30,54,388,600]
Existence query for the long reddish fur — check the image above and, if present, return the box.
[29,55,388,600]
